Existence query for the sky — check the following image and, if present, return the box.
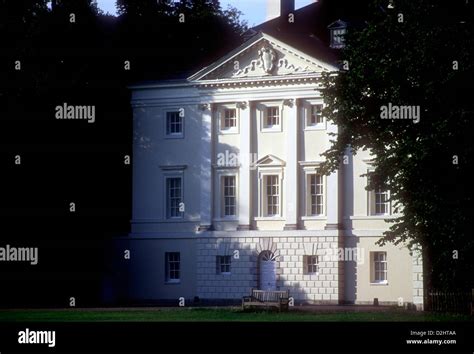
[97,0,314,27]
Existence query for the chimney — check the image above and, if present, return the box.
[266,0,295,21]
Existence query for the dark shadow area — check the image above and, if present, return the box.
[0,0,246,308]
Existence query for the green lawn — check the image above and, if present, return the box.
[0,308,471,322]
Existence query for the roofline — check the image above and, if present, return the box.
[259,33,339,71]
[129,31,339,90]
[128,80,192,90]
[328,19,348,29]
[128,72,326,90]
[187,31,338,81]
[187,32,266,80]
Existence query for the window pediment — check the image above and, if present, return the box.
[298,160,324,172]
[255,154,286,168]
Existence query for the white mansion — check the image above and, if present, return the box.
[114,1,423,309]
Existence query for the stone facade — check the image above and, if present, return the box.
[196,235,341,302]
[412,250,424,310]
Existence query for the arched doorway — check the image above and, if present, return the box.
[259,250,277,290]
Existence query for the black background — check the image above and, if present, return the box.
[0,322,473,353]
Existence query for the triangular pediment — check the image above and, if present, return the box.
[255,154,286,167]
[188,32,337,82]
[328,19,348,29]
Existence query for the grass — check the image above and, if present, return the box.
[0,307,471,322]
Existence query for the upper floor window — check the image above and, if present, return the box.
[166,177,183,218]
[258,102,283,132]
[331,28,346,48]
[302,100,326,130]
[375,188,390,215]
[223,108,237,129]
[310,105,323,125]
[368,173,391,216]
[165,252,180,283]
[265,106,280,128]
[222,175,237,217]
[218,105,239,134]
[265,175,280,216]
[166,111,183,137]
[308,174,324,216]
[328,19,348,49]
[256,156,285,218]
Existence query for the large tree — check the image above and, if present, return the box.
[0,0,247,305]
[320,0,474,291]
[114,0,246,81]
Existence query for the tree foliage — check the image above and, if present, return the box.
[0,0,247,305]
[320,0,474,289]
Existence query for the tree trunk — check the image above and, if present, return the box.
[422,244,433,311]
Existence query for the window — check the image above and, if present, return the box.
[303,101,325,130]
[368,173,390,216]
[308,174,323,215]
[265,175,280,216]
[218,106,239,134]
[304,255,319,274]
[372,252,387,283]
[216,255,231,274]
[309,104,323,125]
[223,108,237,129]
[222,176,236,217]
[266,107,280,127]
[375,188,389,215]
[166,177,183,218]
[166,111,183,137]
[259,103,283,132]
[165,252,180,282]
[330,28,346,48]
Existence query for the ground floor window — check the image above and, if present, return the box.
[165,252,180,283]
[304,255,319,274]
[371,251,387,284]
[216,255,231,274]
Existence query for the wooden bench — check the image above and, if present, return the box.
[242,289,290,312]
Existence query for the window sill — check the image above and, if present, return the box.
[164,134,184,139]
[370,281,388,286]
[304,125,326,131]
[301,216,326,220]
[218,272,231,276]
[261,127,282,133]
[254,217,285,221]
[165,280,181,285]
[349,215,394,220]
[165,217,185,221]
[219,129,239,135]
